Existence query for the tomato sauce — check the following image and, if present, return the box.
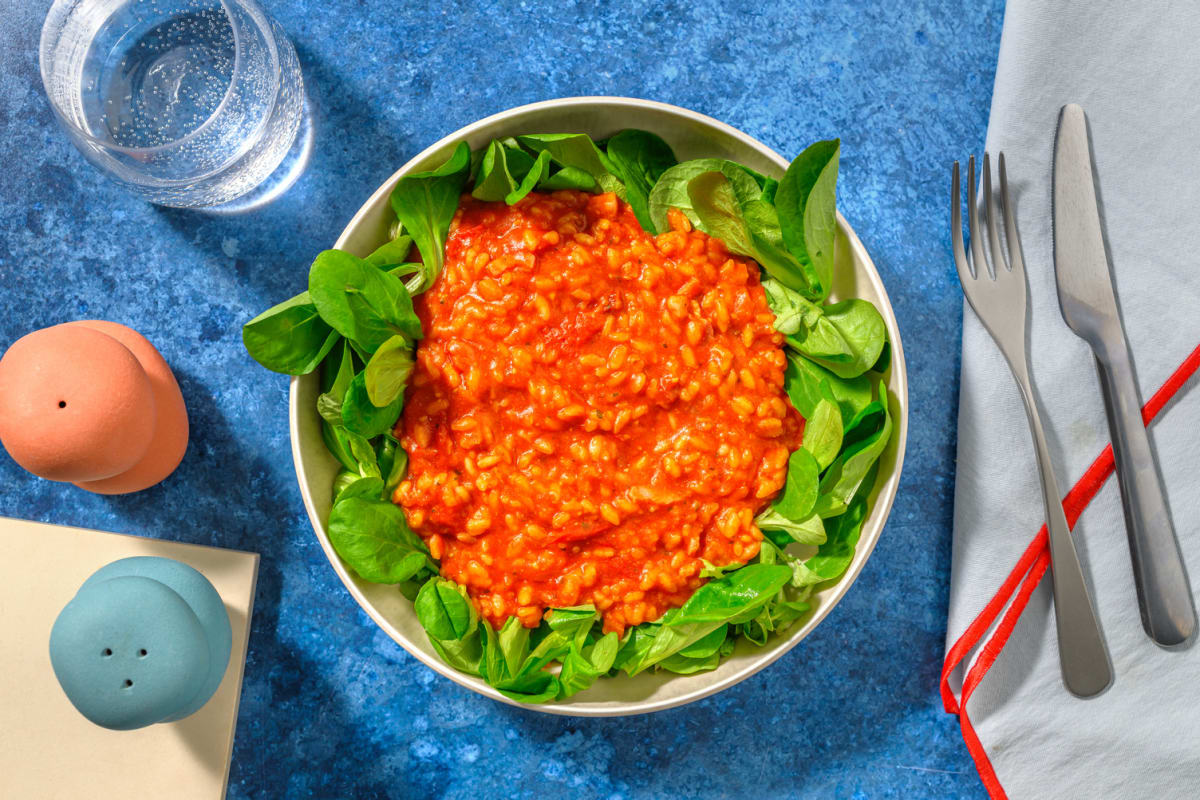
[394,190,802,634]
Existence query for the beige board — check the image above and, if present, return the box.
[0,517,259,800]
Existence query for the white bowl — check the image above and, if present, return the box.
[290,97,909,715]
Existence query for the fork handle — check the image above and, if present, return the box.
[1093,338,1197,646]
[1015,375,1114,697]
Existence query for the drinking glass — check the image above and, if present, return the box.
[40,0,307,209]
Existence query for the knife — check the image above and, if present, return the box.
[1052,103,1197,646]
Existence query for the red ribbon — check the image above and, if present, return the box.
[940,343,1200,799]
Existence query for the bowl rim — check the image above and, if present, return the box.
[290,96,909,715]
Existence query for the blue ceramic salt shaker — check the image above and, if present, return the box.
[49,556,232,730]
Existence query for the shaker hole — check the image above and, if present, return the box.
[123,679,133,688]
[58,401,66,408]
[138,649,147,657]
[102,648,112,657]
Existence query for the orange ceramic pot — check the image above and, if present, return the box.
[0,322,188,493]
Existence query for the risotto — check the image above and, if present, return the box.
[394,190,804,634]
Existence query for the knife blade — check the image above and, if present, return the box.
[1052,103,1196,646]
[1052,106,1124,343]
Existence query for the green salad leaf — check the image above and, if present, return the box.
[698,560,745,579]
[686,166,816,295]
[390,141,472,294]
[733,546,812,645]
[775,139,840,302]
[790,486,872,589]
[558,632,619,697]
[780,351,841,469]
[738,163,780,201]
[756,509,826,549]
[507,150,552,204]
[327,496,430,584]
[415,578,476,640]
[788,299,887,379]
[341,369,404,438]
[603,129,677,231]
[539,165,596,191]
[618,564,791,676]
[242,291,339,375]
[545,605,600,638]
[480,618,561,702]
[674,563,792,624]
[677,624,729,659]
[756,447,826,548]
[318,341,361,471]
[363,334,414,408]
[786,353,873,432]
[763,278,824,335]
[364,235,414,269]
[377,434,407,498]
[659,646,726,675]
[470,139,518,200]
[770,448,821,520]
[416,579,484,673]
[334,474,385,503]
[765,276,887,380]
[468,139,603,205]
[471,140,521,202]
[647,158,735,233]
[308,250,422,352]
[686,168,756,252]
[814,384,892,518]
[517,133,625,196]
[429,633,484,675]
[737,595,812,646]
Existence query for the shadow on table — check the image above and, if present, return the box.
[483,610,953,795]
[85,366,276,550]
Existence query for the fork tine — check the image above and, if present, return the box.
[951,161,973,283]
[983,153,1008,272]
[998,152,1025,277]
[966,155,992,280]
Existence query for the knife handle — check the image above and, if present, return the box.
[1094,339,1197,646]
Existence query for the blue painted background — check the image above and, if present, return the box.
[0,1,1004,797]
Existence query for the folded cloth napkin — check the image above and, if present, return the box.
[945,1,1200,797]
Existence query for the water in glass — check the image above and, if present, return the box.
[41,0,306,208]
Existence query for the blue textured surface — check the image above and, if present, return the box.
[0,1,1003,797]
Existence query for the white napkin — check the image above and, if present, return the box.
[948,2,1200,797]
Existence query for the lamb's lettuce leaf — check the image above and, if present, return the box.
[764,277,886,380]
[647,158,739,233]
[241,291,338,375]
[814,385,892,518]
[308,249,422,352]
[363,334,414,408]
[775,139,840,302]
[687,166,827,298]
[787,299,887,380]
[617,564,791,676]
[327,496,430,584]
[390,141,472,294]
[507,150,552,203]
[364,234,414,269]
[603,129,677,231]
[517,133,625,196]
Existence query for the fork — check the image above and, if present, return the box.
[952,153,1113,698]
